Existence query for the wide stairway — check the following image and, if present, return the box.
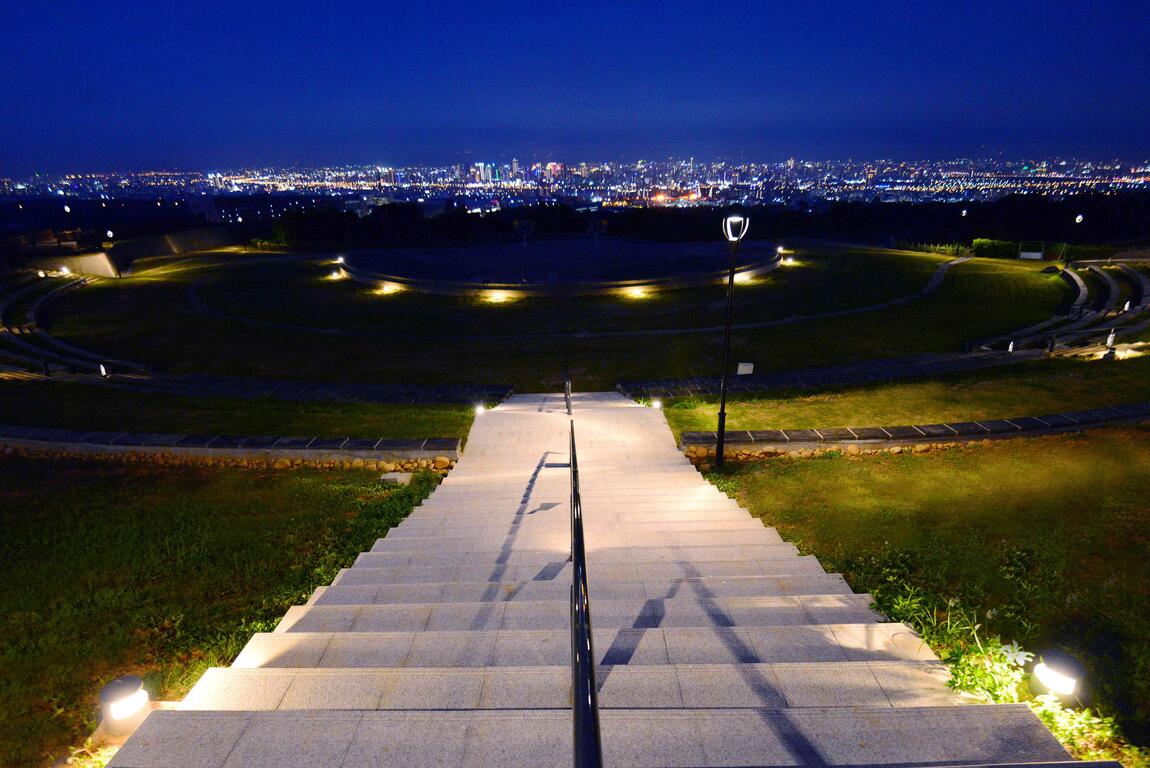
[110,392,1087,767]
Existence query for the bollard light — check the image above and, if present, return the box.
[99,675,150,737]
[335,256,345,264]
[474,404,486,415]
[651,399,662,409]
[776,245,785,254]
[59,266,72,276]
[37,270,47,278]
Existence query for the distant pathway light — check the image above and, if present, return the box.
[650,399,662,409]
[106,230,114,239]
[474,404,486,415]
[1075,214,1085,224]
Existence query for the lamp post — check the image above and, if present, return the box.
[714,214,749,470]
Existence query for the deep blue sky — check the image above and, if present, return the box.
[3,1,1149,174]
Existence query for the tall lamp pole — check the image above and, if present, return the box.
[715,214,749,470]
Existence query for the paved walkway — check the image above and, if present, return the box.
[618,348,1046,400]
[110,393,1074,767]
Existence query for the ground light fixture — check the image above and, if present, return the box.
[99,364,109,378]
[99,675,150,737]
[37,270,46,278]
[1031,650,1086,702]
[474,404,486,415]
[328,269,344,280]
[335,256,345,264]
[715,214,750,470]
[59,266,72,275]
[650,399,662,409]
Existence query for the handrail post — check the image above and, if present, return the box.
[569,422,602,768]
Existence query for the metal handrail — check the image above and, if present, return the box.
[569,421,602,767]
[564,377,572,416]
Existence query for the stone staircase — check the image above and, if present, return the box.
[109,392,1096,767]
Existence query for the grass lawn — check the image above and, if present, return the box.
[663,355,1150,438]
[42,247,1067,391]
[0,381,474,438]
[709,427,1150,749]
[0,457,436,767]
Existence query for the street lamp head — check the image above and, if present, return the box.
[1075,214,1085,224]
[723,215,749,243]
[106,230,114,239]
[961,209,968,217]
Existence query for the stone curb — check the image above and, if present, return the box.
[680,402,1150,465]
[0,425,461,472]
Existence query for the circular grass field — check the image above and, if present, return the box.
[43,244,1069,391]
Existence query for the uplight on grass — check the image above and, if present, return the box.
[475,404,486,415]
[1033,662,1078,697]
[327,269,345,281]
[481,290,520,304]
[335,256,345,264]
[651,399,662,409]
[733,272,752,284]
[376,282,404,296]
[620,286,652,300]
[59,266,72,275]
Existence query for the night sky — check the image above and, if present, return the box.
[3,1,1149,174]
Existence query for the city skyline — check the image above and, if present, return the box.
[3,2,1149,175]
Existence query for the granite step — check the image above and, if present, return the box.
[353,543,802,567]
[314,574,851,604]
[370,528,785,552]
[233,624,939,669]
[107,705,1071,768]
[180,659,960,712]
[273,594,882,634]
[339,558,829,583]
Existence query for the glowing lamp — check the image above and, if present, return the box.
[99,675,150,736]
[622,286,650,299]
[733,272,751,284]
[328,270,343,280]
[650,399,662,409]
[1033,663,1077,697]
[106,230,114,239]
[377,282,403,295]
[961,209,968,217]
[474,404,486,415]
[776,245,785,254]
[99,364,109,378]
[782,257,796,266]
[335,256,345,264]
[63,205,71,213]
[59,266,72,276]
[37,270,46,278]
[1075,214,1084,224]
[723,215,749,243]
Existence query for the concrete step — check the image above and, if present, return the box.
[385,519,766,539]
[234,623,938,669]
[341,557,828,583]
[315,574,850,604]
[399,507,751,526]
[354,543,802,567]
[369,527,784,552]
[180,660,960,712]
[273,594,882,634]
[108,705,1070,768]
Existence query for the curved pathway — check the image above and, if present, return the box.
[183,257,974,341]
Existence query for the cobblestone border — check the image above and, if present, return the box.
[680,402,1150,465]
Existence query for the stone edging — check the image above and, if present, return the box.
[0,424,460,472]
[680,402,1150,465]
